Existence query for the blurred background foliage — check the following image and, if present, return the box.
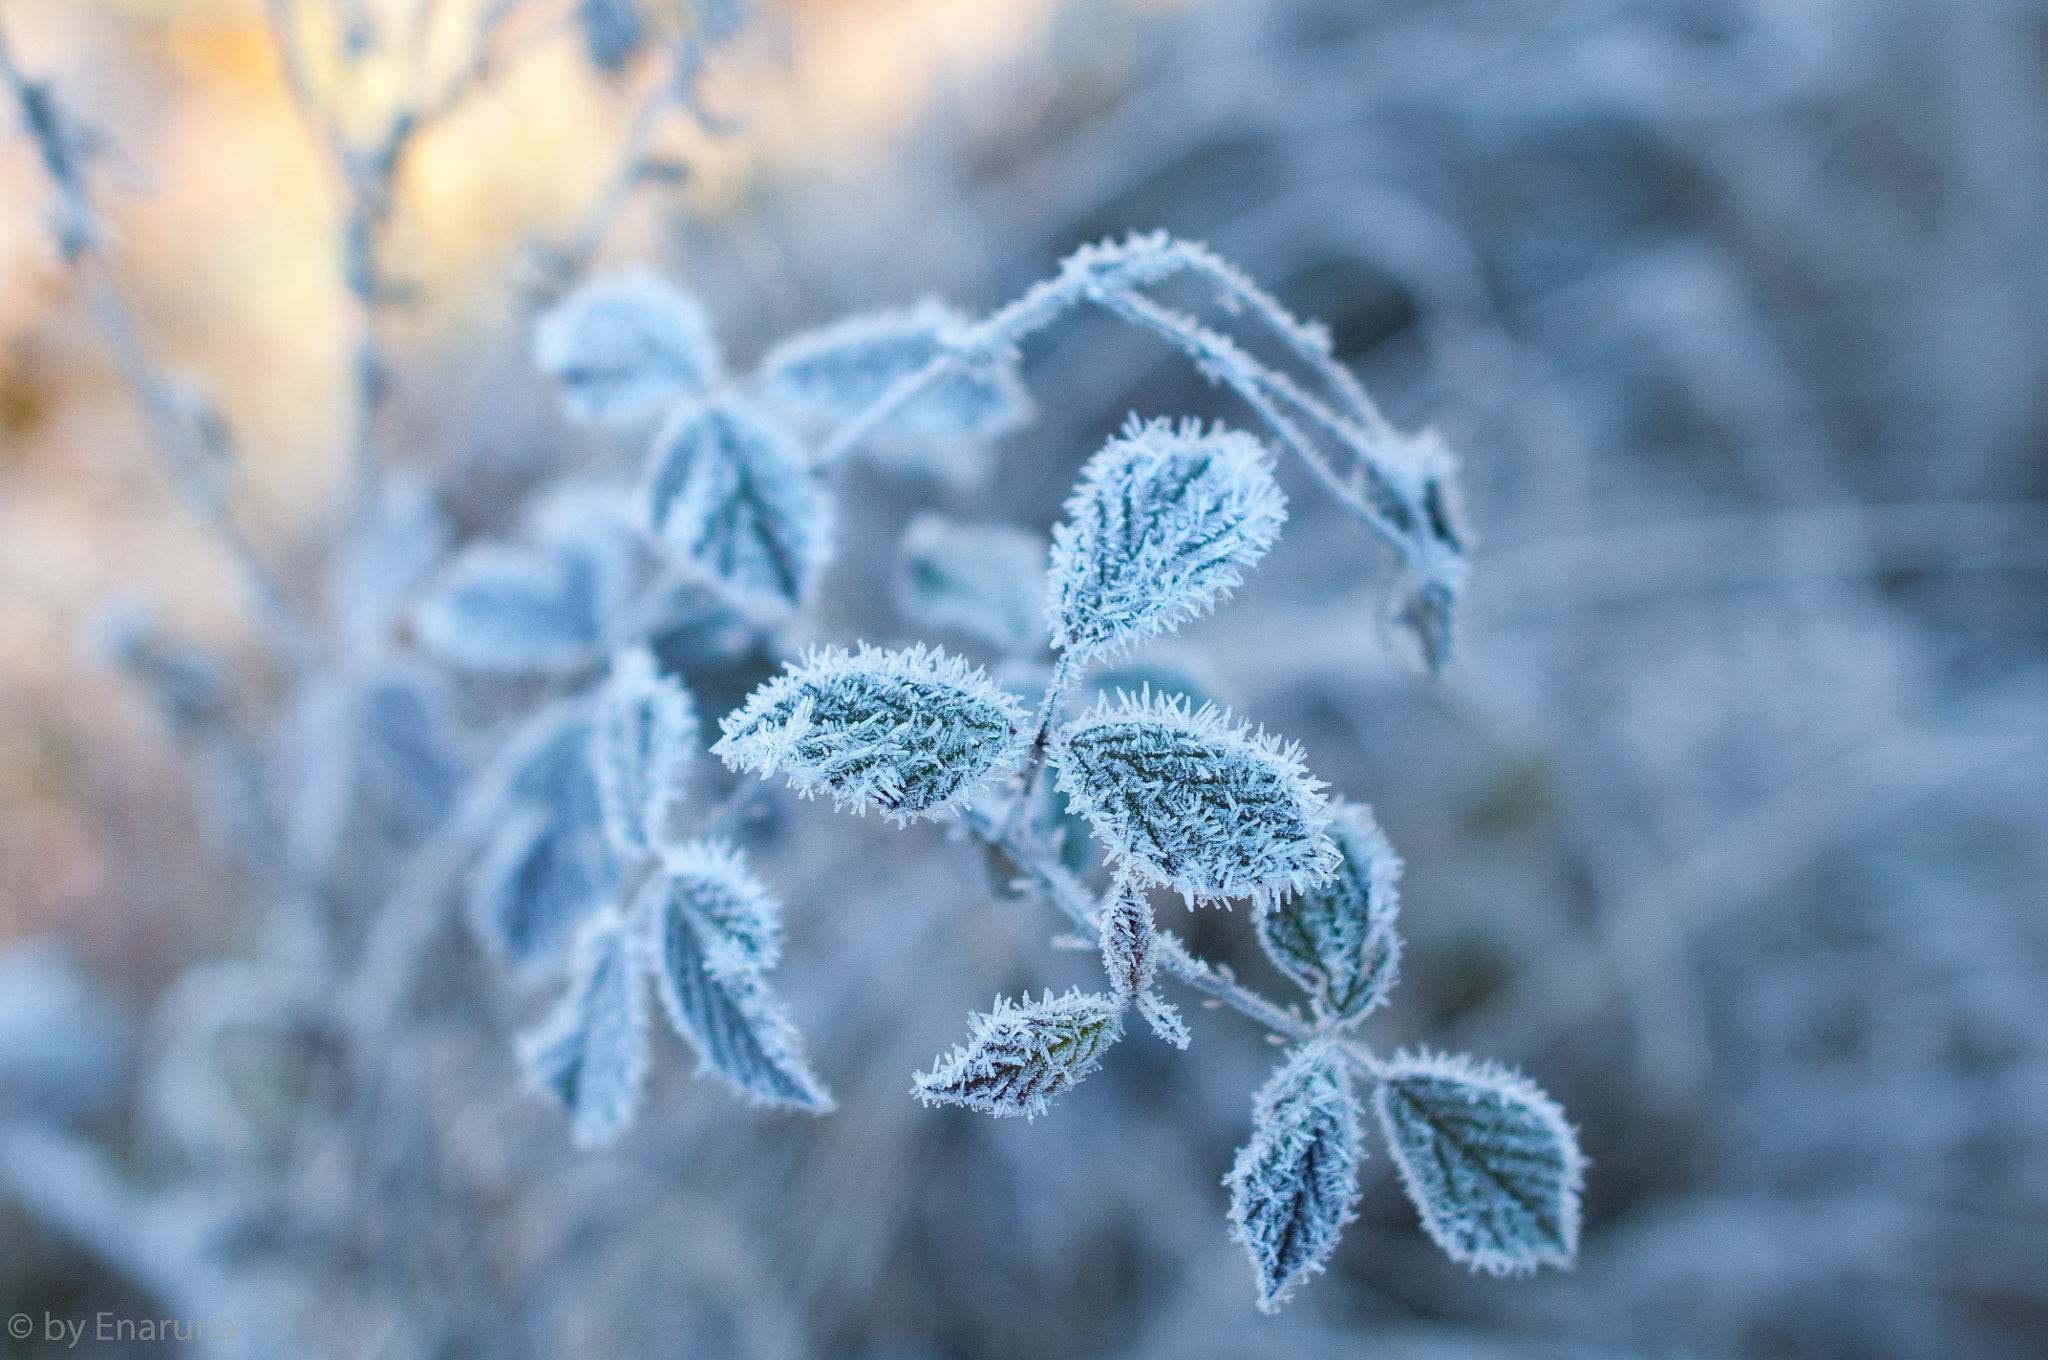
[2,1,2046,1357]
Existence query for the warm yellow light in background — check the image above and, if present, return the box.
[0,0,1076,944]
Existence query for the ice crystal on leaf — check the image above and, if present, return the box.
[1256,800,1402,1023]
[912,989,1121,1120]
[641,395,831,609]
[1052,691,1336,909]
[637,853,832,1112]
[759,298,1030,443]
[1225,1044,1364,1312]
[590,646,697,858]
[1372,1050,1585,1277]
[893,512,1049,657]
[1048,417,1286,661]
[533,269,721,426]
[518,909,651,1149]
[714,644,1029,822]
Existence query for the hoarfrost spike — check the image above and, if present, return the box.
[517,909,652,1149]
[912,989,1121,1120]
[714,644,1030,823]
[1372,1050,1585,1276]
[1052,690,1337,909]
[1225,1043,1364,1312]
[1049,416,1285,661]
[533,269,721,425]
[1256,800,1403,1022]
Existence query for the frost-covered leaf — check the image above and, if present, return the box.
[1373,1050,1585,1276]
[1098,877,1187,1047]
[413,543,608,672]
[759,298,1030,442]
[1053,691,1336,909]
[0,939,126,1123]
[1257,800,1402,1023]
[518,910,652,1149]
[1049,417,1286,660]
[468,705,617,968]
[356,669,466,834]
[912,989,1120,1120]
[591,646,697,857]
[642,396,831,608]
[1225,1044,1364,1313]
[534,269,720,425]
[714,644,1029,823]
[335,471,451,653]
[576,0,645,71]
[638,849,831,1111]
[893,512,1048,656]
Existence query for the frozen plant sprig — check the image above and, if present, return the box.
[714,404,1582,1304]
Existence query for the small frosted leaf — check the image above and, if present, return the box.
[1052,691,1337,909]
[759,298,1030,442]
[518,910,652,1149]
[534,269,720,425]
[1372,1050,1585,1276]
[912,989,1121,1120]
[591,646,698,857]
[335,471,452,651]
[1225,1044,1364,1312]
[638,853,831,1111]
[1049,417,1286,660]
[713,644,1029,823]
[654,839,783,976]
[356,669,466,834]
[1257,800,1403,1023]
[413,543,607,673]
[576,0,645,72]
[468,706,617,968]
[642,396,831,608]
[893,513,1048,656]
[1098,877,1187,1047]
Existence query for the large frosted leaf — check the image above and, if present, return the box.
[893,512,1049,656]
[713,643,1029,823]
[758,298,1030,442]
[637,849,831,1111]
[590,646,697,857]
[517,910,652,1149]
[1256,800,1403,1023]
[912,988,1120,1120]
[1049,417,1286,660]
[1225,1044,1364,1312]
[1372,1050,1585,1276]
[468,706,617,969]
[533,269,720,425]
[641,396,831,608]
[1052,691,1336,909]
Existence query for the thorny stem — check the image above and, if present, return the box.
[0,20,315,667]
[965,808,1384,1082]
